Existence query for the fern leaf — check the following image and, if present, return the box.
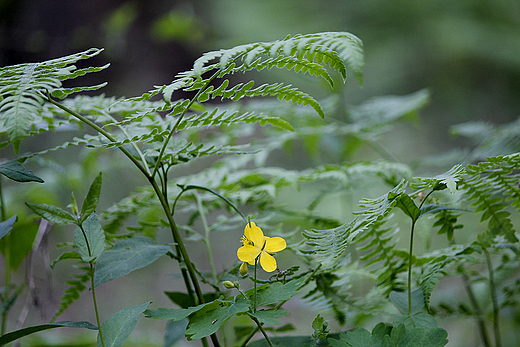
[0,48,107,152]
[412,165,466,194]
[51,265,91,322]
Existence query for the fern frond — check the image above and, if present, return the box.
[176,107,294,132]
[412,164,466,194]
[51,265,91,322]
[0,48,107,151]
[461,153,520,242]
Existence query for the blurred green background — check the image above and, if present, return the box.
[2,0,520,346]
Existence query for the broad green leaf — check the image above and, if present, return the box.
[26,202,77,225]
[80,172,102,224]
[394,194,420,221]
[164,291,218,309]
[97,302,151,347]
[389,289,425,315]
[50,251,81,268]
[0,219,37,270]
[185,297,250,340]
[254,276,305,307]
[393,313,437,329]
[382,324,448,347]
[94,236,170,287]
[144,302,207,321]
[74,213,106,263]
[0,321,97,345]
[329,322,392,347]
[249,309,288,325]
[0,160,44,183]
[249,335,340,347]
[164,319,188,347]
[0,215,17,240]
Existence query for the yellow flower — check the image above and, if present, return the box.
[237,221,286,272]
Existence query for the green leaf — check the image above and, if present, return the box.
[254,276,306,307]
[311,314,330,343]
[389,289,425,315]
[185,297,250,340]
[329,322,392,347]
[393,313,438,329]
[0,160,44,183]
[0,215,17,240]
[0,219,37,270]
[74,213,106,263]
[26,202,77,225]
[0,321,97,345]
[164,291,218,309]
[144,302,207,321]
[50,250,81,268]
[97,302,151,347]
[394,194,420,222]
[94,236,170,287]
[164,319,188,347]
[79,172,102,224]
[249,309,288,325]
[382,324,448,347]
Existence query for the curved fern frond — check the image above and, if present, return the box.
[461,154,520,242]
[0,48,108,152]
[51,265,91,322]
[412,164,466,194]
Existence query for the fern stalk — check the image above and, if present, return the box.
[194,192,219,286]
[90,264,106,347]
[484,249,501,347]
[461,272,492,347]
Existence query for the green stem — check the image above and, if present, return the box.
[407,220,416,316]
[151,70,222,179]
[90,263,106,347]
[46,95,220,347]
[194,192,219,286]
[0,176,8,336]
[484,248,501,347]
[254,258,258,313]
[461,272,492,347]
[239,265,322,347]
[250,315,274,347]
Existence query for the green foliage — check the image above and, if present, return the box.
[51,266,92,322]
[0,48,108,152]
[97,302,150,347]
[0,321,98,345]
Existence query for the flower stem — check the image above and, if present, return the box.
[254,258,258,313]
[195,192,219,286]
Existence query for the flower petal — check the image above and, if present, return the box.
[259,251,277,272]
[244,222,265,247]
[237,245,261,264]
[264,236,286,253]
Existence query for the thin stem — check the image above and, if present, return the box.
[151,70,222,179]
[91,263,106,347]
[254,258,258,313]
[194,192,219,286]
[408,220,416,316]
[250,315,274,347]
[0,176,8,336]
[484,248,501,347]
[44,96,151,179]
[461,272,492,347]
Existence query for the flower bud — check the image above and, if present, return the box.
[222,281,235,289]
[239,262,248,276]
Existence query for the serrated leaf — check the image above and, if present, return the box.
[185,297,250,340]
[382,324,448,347]
[50,251,81,268]
[393,313,438,329]
[74,213,105,263]
[26,202,77,225]
[94,236,170,287]
[0,215,17,240]
[97,302,151,347]
[0,160,44,183]
[0,321,97,345]
[254,276,306,307]
[329,322,392,347]
[249,309,288,325]
[389,289,425,315]
[79,172,102,223]
[144,302,207,321]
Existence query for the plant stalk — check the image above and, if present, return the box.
[90,263,106,347]
[484,248,501,347]
[407,219,416,316]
